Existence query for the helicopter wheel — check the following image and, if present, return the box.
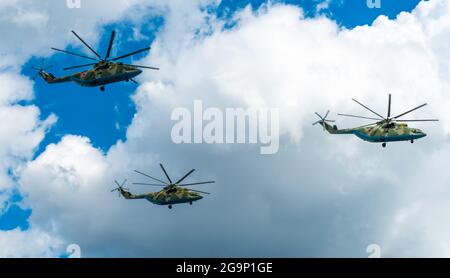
[100,86,105,92]
[410,140,414,144]
[168,205,172,209]
[382,142,386,148]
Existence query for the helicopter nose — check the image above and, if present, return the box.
[130,69,142,77]
[193,195,203,201]
[416,130,426,138]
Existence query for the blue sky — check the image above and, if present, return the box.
[1,0,427,257]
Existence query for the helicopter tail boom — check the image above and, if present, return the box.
[119,189,146,199]
[112,179,146,200]
[40,71,72,84]
[313,111,353,135]
[320,121,339,134]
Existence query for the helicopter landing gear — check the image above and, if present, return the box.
[168,205,172,209]
[411,140,414,144]
[382,142,386,148]
[100,86,105,91]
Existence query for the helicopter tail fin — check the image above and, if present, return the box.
[38,71,57,83]
[111,179,146,200]
[31,64,72,84]
[312,111,338,134]
[312,111,354,135]
[321,121,339,134]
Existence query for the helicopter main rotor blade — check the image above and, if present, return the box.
[338,113,381,121]
[114,180,121,187]
[352,98,385,120]
[51,48,98,61]
[387,94,392,118]
[314,112,323,120]
[159,164,173,184]
[105,30,116,60]
[392,103,427,120]
[71,30,102,59]
[189,189,211,195]
[395,119,439,122]
[126,64,160,70]
[132,182,166,187]
[134,170,168,185]
[111,47,151,61]
[178,181,215,186]
[324,110,330,119]
[63,63,97,70]
[175,169,195,185]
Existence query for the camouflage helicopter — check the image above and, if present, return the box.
[33,30,159,91]
[313,94,439,148]
[112,164,215,209]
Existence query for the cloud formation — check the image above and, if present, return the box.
[3,0,450,257]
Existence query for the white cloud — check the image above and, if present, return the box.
[6,0,450,257]
[0,0,218,67]
[9,0,450,256]
[0,227,63,258]
[0,71,56,192]
[0,72,57,257]
[0,0,219,258]
[0,0,218,257]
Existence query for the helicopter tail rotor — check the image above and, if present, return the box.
[111,179,130,198]
[312,110,335,130]
[30,59,54,80]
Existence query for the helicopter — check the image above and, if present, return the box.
[112,164,215,209]
[313,94,439,148]
[33,30,159,91]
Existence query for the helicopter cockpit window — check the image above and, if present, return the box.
[385,122,395,129]
[166,187,177,194]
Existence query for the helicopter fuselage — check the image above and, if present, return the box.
[352,125,426,143]
[119,186,203,206]
[71,63,142,87]
[38,62,143,88]
[321,121,426,143]
[145,187,203,205]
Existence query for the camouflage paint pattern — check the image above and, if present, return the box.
[39,62,142,87]
[118,185,203,206]
[320,121,426,143]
